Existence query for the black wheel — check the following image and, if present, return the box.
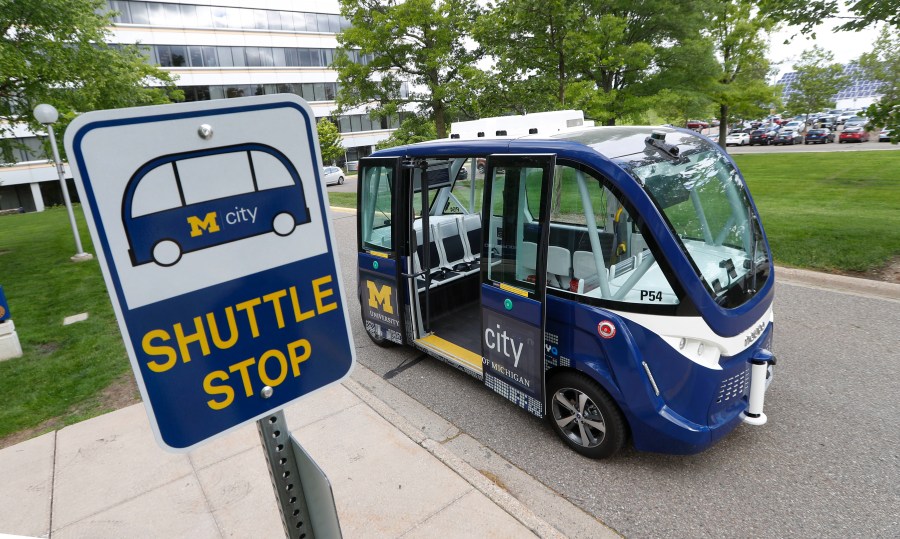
[338,176,344,185]
[546,371,627,459]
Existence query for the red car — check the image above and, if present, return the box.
[839,127,870,143]
[686,119,709,130]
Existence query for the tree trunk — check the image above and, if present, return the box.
[434,101,447,139]
[719,103,729,147]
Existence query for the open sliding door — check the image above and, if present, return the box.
[357,156,406,345]
[481,154,555,418]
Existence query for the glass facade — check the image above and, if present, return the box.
[139,44,372,68]
[1,137,46,164]
[107,1,351,33]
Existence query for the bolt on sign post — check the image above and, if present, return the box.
[65,95,353,537]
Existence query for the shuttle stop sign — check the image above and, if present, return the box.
[64,95,356,451]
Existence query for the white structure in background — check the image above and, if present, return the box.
[450,110,594,139]
[0,0,397,213]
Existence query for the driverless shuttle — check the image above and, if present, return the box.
[356,118,776,458]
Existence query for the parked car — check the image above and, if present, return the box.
[839,126,870,143]
[879,128,893,142]
[323,165,345,185]
[804,128,834,144]
[686,119,709,130]
[837,111,860,125]
[843,116,869,129]
[816,116,837,129]
[782,120,806,133]
[725,132,750,146]
[749,129,771,145]
[773,130,803,145]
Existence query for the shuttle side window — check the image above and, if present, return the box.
[132,164,182,217]
[252,151,294,190]
[551,165,679,305]
[178,151,255,204]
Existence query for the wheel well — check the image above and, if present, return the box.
[545,365,632,440]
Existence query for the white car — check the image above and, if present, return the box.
[323,166,345,186]
[782,120,806,133]
[725,132,750,146]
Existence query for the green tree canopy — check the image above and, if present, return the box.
[478,0,713,125]
[759,0,900,34]
[0,0,180,160]
[374,116,436,150]
[784,46,848,118]
[334,0,482,138]
[859,28,900,143]
[316,118,344,165]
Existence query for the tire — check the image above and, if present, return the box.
[338,176,344,185]
[546,371,627,459]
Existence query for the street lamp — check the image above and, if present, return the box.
[33,104,92,262]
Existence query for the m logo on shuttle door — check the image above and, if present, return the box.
[188,212,221,237]
[366,280,394,314]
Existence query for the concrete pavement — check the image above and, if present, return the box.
[0,360,618,538]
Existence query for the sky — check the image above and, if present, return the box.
[767,15,884,80]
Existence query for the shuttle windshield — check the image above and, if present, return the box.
[630,150,769,307]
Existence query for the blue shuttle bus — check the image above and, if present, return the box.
[356,123,776,458]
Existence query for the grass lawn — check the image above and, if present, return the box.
[0,207,134,444]
[732,152,900,272]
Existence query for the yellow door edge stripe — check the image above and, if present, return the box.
[368,250,390,258]
[499,282,529,297]
[416,334,483,372]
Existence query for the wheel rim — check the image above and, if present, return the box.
[551,387,606,448]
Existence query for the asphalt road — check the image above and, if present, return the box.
[328,210,900,538]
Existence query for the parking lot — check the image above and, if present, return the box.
[700,126,897,154]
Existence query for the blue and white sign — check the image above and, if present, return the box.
[64,95,355,451]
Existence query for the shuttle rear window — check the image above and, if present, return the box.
[178,151,255,205]
[132,165,181,217]
[252,151,294,190]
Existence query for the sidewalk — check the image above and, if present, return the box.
[0,363,617,539]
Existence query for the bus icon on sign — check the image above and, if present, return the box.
[122,143,311,266]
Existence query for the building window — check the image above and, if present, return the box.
[107,1,350,33]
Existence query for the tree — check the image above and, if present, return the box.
[859,28,900,143]
[0,0,181,161]
[334,0,482,139]
[759,0,900,34]
[784,47,848,119]
[704,0,781,146]
[480,0,713,125]
[475,0,579,113]
[375,116,436,150]
[316,118,344,165]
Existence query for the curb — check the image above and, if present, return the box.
[343,377,567,539]
[776,265,900,302]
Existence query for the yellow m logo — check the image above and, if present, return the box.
[187,212,220,237]
[366,281,394,314]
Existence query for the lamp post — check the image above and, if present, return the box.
[33,104,92,262]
